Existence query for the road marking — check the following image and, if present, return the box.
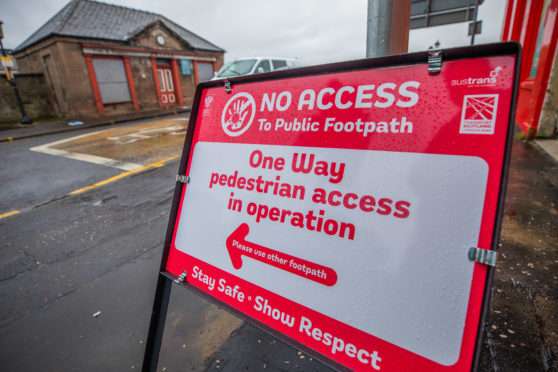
[69,154,180,195]
[106,121,185,144]
[0,155,180,220]
[0,210,20,220]
[29,118,186,170]
[30,130,143,171]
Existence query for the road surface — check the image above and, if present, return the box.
[0,117,556,371]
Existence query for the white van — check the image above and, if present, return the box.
[212,57,299,80]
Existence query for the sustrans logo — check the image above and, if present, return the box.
[221,92,256,137]
[451,66,502,87]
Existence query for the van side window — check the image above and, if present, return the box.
[272,60,288,69]
[256,60,271,73]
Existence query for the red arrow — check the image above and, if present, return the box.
[226,223,337,286]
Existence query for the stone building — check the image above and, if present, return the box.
[13,0,225,118]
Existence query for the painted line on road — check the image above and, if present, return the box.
[29,118,186,170]
[69,154,180,195]
[30,130,143,171]
[32,146,143,171]
[0,210,20,220]
[0,155,180,220]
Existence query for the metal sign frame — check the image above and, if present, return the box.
[143,41,521,372]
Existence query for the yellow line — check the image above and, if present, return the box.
[0,210,20,220]
[70,154,180,195]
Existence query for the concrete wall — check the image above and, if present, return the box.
[538,47,558,137]
[0,73,56,123]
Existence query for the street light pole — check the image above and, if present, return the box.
[366,0,392,58]
[366,0,411,58]
[0,21,32,125]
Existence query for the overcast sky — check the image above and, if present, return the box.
[1,0,506,65]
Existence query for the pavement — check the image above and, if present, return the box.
[478,138,558,371]
[1,117,557,371]
[0,107,190,143]
[536,138,558,164]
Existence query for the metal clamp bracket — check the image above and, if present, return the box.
[174,270,187,284]
[428,48,442,74]
[224,79,232,94]
[468,247,497,267]
[176,175,190,183]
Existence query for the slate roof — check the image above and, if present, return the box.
[15,0,224,52]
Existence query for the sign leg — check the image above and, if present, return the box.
[142,274,172,372]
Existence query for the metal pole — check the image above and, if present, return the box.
[0,22,32,125]
[367,0,410,58]
[366,0,393,58]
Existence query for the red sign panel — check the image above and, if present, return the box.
[163,44,519,371]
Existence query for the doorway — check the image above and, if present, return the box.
[156,65,176,105]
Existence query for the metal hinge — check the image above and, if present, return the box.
[428,48,442,74]
[176,175,190,183]
[224,79,232,94]
[468,247,497,267]
[174,270,187,284]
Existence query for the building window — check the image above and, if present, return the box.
[197,62,215,83]
[158,70,167,92]
[92,58,131,103]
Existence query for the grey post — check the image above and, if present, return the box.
[366,0,411,58]
[366,0,393,58]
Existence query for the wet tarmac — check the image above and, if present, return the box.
[479,140,558,371]
[0,152,243,371]
[33,119,188,169]
[0,121,556,371]
[187,140,558,371]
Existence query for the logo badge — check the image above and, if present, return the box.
[451,66,503,87]
[221,92,256,137]
[490,66,502,78]
[460,94,499,134]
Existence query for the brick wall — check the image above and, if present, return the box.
[14,35,225,118]
[0,73,56,123]
[131,23,188,51]
[57,41,98,117]
[131,56,159,109]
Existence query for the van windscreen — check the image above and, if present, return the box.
[216,59,257,77]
